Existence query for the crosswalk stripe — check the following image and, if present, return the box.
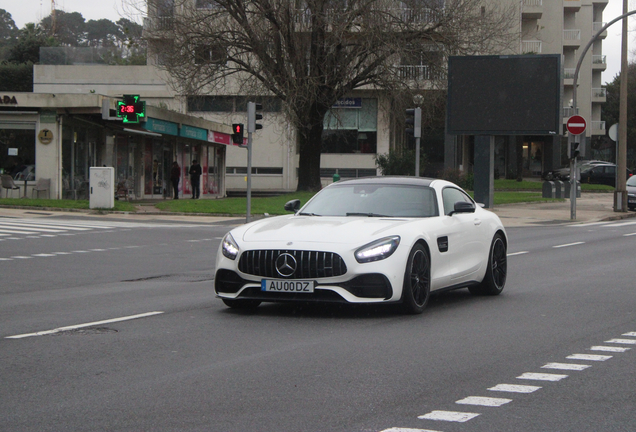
[0,228,40,235]
[0,223,67,233]
[0,221,91,231]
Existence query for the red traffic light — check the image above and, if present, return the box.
[231,123,244,144]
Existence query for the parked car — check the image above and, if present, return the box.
[627,175,636,210]
[214,176,508,315]
[543,160,608,181]
[579,163,633,187]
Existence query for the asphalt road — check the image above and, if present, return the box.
[1,214,635,432]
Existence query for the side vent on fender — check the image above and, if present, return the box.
[437,236,449,253]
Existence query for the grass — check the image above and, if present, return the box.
[0,179,614,216]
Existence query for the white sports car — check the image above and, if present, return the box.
[215,177,507,314]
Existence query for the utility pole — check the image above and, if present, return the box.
[51,0,56,34]
[616,0,629,212]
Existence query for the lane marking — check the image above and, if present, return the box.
[0,228,40,235]
[622,332,636,337]
[456,396,512,407]
[5,311,164,339]
[567,354,612,361]
[553,242,585,248]
[605,338,636,345]
[11,256,32,259]
[589,346,630,353]
[542,363,590,371]
[517,372,568,382]
[624,233,636,237]
[604,221,636,227]
[380,429,442,432]
[32,253,57,257]
[488,384,541,393]
[418,411,479,422]
[568,222,611,227]
[507,251,529,256]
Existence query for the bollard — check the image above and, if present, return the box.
[564,181,581,198]
[542,181,555,198]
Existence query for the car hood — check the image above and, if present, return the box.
[240,215,415,245]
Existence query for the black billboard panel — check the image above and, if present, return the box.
[447,55,562,136]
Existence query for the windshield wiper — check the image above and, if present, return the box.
[298,212,321,216]
[346,212,387,217]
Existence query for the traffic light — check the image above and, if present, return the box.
[405,107,421,138]
[570,141,580,159]
[248,101,263,133]
[231,123,244,144]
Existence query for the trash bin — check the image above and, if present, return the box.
[333,173,340,182]
[542,181,555,198]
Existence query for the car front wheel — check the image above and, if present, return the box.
[401,244,431,314]
[469,233,507,296]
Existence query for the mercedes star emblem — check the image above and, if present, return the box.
[275,253,297,277]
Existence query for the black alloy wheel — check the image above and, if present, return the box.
[401,244,431,314]
[469,233,507,296]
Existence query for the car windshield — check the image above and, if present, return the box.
[299,183,439,217]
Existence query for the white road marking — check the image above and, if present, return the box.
[418,411,479,422]
[604,221,636,227]
[0,228,39,235]
[517,372,568,381]
[488,384,541,393]
[380,429,442,432]
[507,251,529,256]
[553,242,585,248]
[568,222,611,227]
[542,363,590,371]
[5,311,165,339]
[622,332,636,337]
[456,396,512,407]
[32,253,57,257]
[0,258,12,261]
[71,250,90,253]
[567,354,612,361]
[605,338,636,345]
[624,233,636,237]
[0,222,67,232]
[589,346,630,353]
[11,256,32,259]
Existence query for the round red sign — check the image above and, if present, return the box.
[566,115,586,135]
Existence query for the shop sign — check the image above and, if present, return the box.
[38,129,54,144]
[40,110,57,124]
[8,148,18,156]
[180,124,208,141]
[0,95,18,105]
[143,118,178,136]
[332,98,361,109]
[117,94,146,124]
[208,131,231,145]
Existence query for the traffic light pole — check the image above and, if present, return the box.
[246,131,252,223]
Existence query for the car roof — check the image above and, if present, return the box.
[330,176,436,187]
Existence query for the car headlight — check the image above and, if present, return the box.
[355,236,400,263]
[221,233,240,260]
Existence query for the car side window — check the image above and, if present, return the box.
[442,187,472,216]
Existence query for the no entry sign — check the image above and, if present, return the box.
[566,115,586,135]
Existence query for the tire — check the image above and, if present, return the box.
[401,244,431,314]
[222,298,261,309]
[469,233,507,296]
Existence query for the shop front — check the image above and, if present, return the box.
[1,93,233,200]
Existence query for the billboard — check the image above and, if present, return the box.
[446,55,562,135]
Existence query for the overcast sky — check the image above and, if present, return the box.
[4,0,634,84]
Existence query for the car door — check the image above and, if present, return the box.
[439,187,486,282]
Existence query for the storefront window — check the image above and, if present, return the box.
[0,127,36,179]
[322,98,377,154]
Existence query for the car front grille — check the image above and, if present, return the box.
[238,250,347,279]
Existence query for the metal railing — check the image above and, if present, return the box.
[397,65,443,81]
[563,68,576,79]
[592,55,606,65]
[523,0,542,5]
[592,87,607,98]
[521,40,542,53]
[563,29,581,41]
[592,121,606,131]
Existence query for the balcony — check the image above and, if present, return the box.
[593,22,607,38]
[563,29,581,47]
[563,107,577,118]
[592,55,607,71]
[564,0,581,12]
[563,68,576,85]
[591,121,606,136]
[521,40,542,53]
[522,0,542,20]
[592,87,606,103]
[142,15,174,34]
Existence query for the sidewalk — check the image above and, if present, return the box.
[0,193,634,227]
[491,192,636,227]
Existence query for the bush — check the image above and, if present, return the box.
[439,168,474,190]
[374,149,427,176]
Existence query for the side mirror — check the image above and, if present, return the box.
[450,201,475,215]
[284,199,301,212]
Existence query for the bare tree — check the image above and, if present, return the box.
[141,0,518,191]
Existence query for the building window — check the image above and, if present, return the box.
[194,44,227,64]
[319,168,377,178]
[187,96,282,113]
[322,98,377,154]
[226,167,284,175]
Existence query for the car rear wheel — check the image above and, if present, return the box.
[401,244,430,314]
[222,298,261,309]
[469,233,507,296]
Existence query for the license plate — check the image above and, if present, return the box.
[629,196,636,203]
[261,279,315,293]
